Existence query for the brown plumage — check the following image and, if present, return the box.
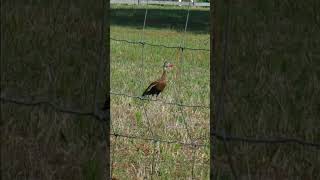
[142,61,174,97]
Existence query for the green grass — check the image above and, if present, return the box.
[111,2,320,179]
[111,4,210,179]
[111,4,210,34]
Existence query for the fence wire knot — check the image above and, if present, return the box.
[139,41,145,45]
[179,46,184,52]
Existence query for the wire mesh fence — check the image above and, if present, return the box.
[111,1,210,178]
[110,0,210,7]
[111,0,320,179]
[2,0,319,179]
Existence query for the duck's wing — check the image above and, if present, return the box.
[142,81,159,96]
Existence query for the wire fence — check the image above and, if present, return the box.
[2,1,320,179]
[110,0,320,179]
[110,0,210,7]
[110,37,210,52]
[110,1,208,178]
[2,94,319,150]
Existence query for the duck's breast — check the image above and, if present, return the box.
[155,80,166,91]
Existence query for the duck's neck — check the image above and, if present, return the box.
[160,69,167,81]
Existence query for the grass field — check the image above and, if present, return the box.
[2,1,318,180]
[110,4,210,179]
[111,2,320,180]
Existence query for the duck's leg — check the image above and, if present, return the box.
[156,92,160,100]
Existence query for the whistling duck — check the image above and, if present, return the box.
[142,61,174,97]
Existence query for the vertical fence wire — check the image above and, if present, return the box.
[174,2,198,179]
[138,1,158,178]
[174,1,193,143]
[142,104,157,178]
[139,0,149,86]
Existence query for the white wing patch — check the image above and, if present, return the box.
[147,83,157,91]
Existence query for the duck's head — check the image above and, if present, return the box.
[163,61,174,72]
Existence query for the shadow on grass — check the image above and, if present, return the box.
[111,8,210,33]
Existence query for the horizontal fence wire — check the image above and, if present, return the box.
[0,95,104,121]
[213,132,320,149]
[110,91,209,108]
[110,133,206,147]
[109,92,319,149]
[1,95,319,149]
[110,37,210,52]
